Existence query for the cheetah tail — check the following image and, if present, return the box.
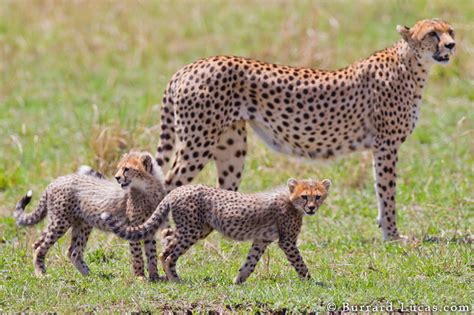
[77,165,105,179]
[101,202,171,242]
[155,88,175,173]
[14,190,48,226]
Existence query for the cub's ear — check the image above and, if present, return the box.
[287,178,298,193]
[322,179,331,190]
[141,154,153,173]
[396,25,411,42]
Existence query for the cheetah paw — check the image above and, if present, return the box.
[149,275,168,282]
[388,234,419,245]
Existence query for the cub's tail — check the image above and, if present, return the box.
[101,201,171,241]
[14,190,48,226]
[77,165,104,179]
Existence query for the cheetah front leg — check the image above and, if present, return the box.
[372,148,401,240]
[234,239,271,284]
[143,236,162,281]
[278,238,310,280]
[129,241,145,279]
[214,121,247,191]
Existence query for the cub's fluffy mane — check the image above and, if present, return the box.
[74,175,127,209]
[250,185,290,201]
[148,155,165,183]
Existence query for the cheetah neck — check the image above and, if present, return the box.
[253,186,303,216]
[128,178,165,206]
[395,40,432,95]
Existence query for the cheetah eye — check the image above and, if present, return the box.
[315,195,321,200]
[301,195,308,200]
[123,167,129,172]
[428,31,438,38]
[448,29,455,38]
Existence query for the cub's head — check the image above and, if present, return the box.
[287,178,331,215]
[397,18,455,64]
[115,151,163,190]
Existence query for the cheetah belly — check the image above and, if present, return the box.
[212,220,278,242]
[249,120,296,155]
[208,205,278,242]
[249,118,374,159]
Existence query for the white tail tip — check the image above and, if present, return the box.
[100,212,111,221]
[77,165,93,175]
[27,190,33,197]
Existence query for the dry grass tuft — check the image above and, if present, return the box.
[88,105,136,175]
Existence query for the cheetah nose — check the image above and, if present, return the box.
[115,176,121,182]
[445,42,455,49]
[308,205,316,211]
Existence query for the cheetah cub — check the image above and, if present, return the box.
[101,178,331,284]
[14,151,166,280]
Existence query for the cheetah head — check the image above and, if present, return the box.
[287,178,331,215]
[114,152,162,190]
[397,18,455,64]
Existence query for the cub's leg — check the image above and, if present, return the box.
[161,231,200,282]
[234,240,272,284]
[33,231,47,250]
[213,121,247,191]
[129,241,145,279]
[372,148,401,240]
[159,224,211,266]
[68,221,93,276]
[143,235,160,281]
[33,220,70,276]
[278,238,310,280]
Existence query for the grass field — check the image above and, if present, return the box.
[0,0,473,312]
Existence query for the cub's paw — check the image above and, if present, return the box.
[233,276,244,285]
[149,274,168,282]
[388,234,419,245]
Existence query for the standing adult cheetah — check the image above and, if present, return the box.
[155,19,455,240]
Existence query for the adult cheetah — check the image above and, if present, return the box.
[155,19,455,240]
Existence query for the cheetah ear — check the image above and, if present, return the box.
[141,154,153,173]
[397,25,411,42]
[322,179,331,190]
[287,178,298,193]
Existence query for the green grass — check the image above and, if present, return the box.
[0,0,473,312]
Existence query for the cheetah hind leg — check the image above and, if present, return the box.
[213,121,247,191]
[33,231,47,250]
[68,222,93,276]
[234,240,271,284]
[160,228,175,249]
[159,231,177,281]
[164,140,216,190]
[160,232,200,282]
[33,222,70,277]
